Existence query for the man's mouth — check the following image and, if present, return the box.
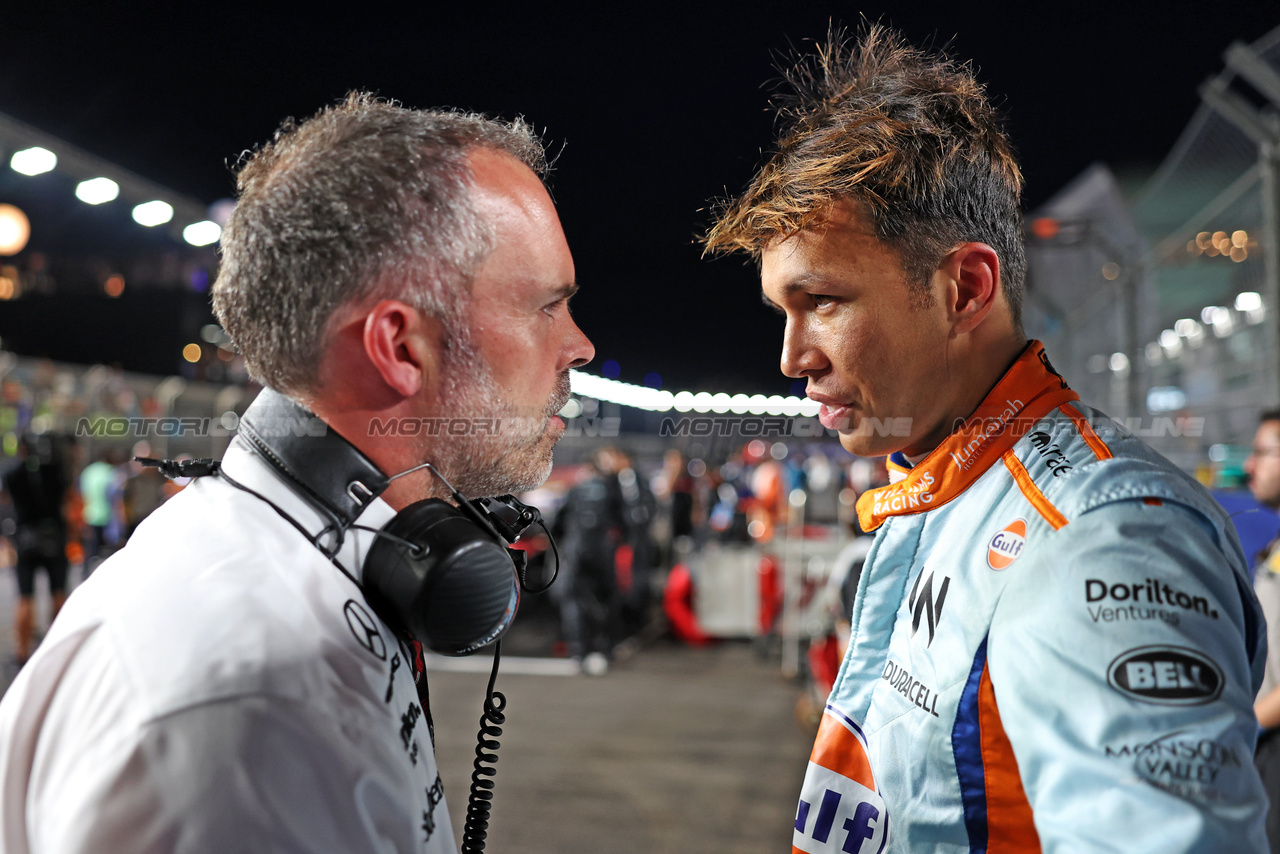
[547,372,572,419]
[807,393,855,431]
[817,403,853,431]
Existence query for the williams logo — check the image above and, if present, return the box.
[987,519,1027,569]
[1107,646,1223,706]
[908,570,950,646]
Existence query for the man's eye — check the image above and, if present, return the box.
[810,294,834,307]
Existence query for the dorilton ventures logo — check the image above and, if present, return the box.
[908,570,950,647]
[1107,646,1223,706]
[1086,578,1220,619]
[987,519,1027,569]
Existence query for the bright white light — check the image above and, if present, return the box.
[1147,386,1187,413]
[132,200,174,227]
[1235,292,1267,324]
[560,372,832,417]
[183,220,222,246]
[1159,329,1183,358]
[1207,306,1234,338]
[1235,292,1263,312]
[1174,318,1205,347]
[75,177,119,205]
[558,398,583,419]
[10,147,56,176]
[1200,306,1217,324]
[1109,353,1129,373]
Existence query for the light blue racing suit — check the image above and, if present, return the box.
[793,342,1267,854]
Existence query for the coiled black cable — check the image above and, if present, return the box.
[460,640,506,853]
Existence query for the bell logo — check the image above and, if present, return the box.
[1107,646,1223,706]
[987,519,1027,570]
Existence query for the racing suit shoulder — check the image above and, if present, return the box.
[985,479,1267,851]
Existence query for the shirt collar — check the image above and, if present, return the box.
[219,436,397,584]
[856,341,1079,532]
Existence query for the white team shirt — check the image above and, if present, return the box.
[0,438,456,853]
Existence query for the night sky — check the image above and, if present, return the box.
[0,4,1273,393]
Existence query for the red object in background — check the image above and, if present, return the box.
[663,563,711,645]
[807,634,841,696]
[757,554,782,635]
[1030,217,1060,240]
[615,544,633,593]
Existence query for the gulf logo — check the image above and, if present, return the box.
[987,519,1027,570]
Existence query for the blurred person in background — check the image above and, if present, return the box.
[612,448,657,635]
[0,94,592,852]
[654,448,696,558]
[1246,411,1280,852]
[78,448,123,572]
[704,24,1268,852]
[2,436,69,665]
[553,446,628,674]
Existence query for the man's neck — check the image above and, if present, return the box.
[902,334,1028,459]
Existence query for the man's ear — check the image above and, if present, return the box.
[941,242,1002,335]
[362,300,442,398]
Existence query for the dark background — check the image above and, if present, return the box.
[0,4,1272,392]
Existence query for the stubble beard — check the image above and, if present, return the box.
[430,345,572,498]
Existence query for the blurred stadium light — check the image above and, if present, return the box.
[0,112,208,242]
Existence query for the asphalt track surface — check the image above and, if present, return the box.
[0,562,812,853]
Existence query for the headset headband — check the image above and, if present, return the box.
[237,388,390,529]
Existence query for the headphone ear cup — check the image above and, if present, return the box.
[364,499,520,656]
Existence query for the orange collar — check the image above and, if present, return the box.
[856,341,1078,532]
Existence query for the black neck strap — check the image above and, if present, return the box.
[237,388,390,529]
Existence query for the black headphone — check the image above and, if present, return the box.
[216,388,553,655]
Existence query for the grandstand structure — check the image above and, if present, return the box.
[1025,24,1280,476]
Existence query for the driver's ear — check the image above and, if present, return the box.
[937,242,1001,336]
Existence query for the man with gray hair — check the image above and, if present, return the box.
[0,93,593,852]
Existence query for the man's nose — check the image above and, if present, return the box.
[780,318,826,379]
[562,317,594,370]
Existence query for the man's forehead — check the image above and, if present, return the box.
[466,149,552,223]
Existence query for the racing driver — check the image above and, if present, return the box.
[703,26,1269,852]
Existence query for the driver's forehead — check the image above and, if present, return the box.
[760,219,903,292]
[1260,421,1280,445]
